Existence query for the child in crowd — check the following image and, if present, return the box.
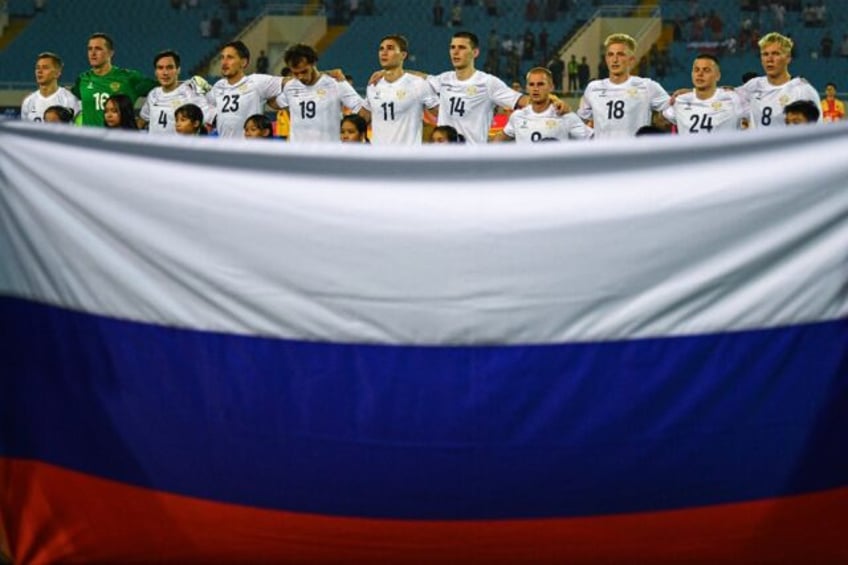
[103,94,138,130]
[243,114,273,138]
[43,105,75,123]
[340,114,369,143]
[174,103,206,135]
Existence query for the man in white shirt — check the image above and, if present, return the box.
[366,35,439,145]
[577,33,670,138]
[275,43,368,142]
[207,41,283,138]
[494,67,592,143]
[140,50,211,134]
[426,31,525,144]
[663,54,748,135]
[21,52,80,122]
[736,32,821,128]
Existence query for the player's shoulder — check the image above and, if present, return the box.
[584,78,608,93]
[21,90,38,104]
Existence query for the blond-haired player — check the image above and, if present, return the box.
[577,33,670,138]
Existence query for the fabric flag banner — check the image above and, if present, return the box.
[0,121,846,564]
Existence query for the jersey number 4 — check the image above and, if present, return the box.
[158,111,168,127]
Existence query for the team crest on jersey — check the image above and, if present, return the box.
[779,94,790,106]
[466,86,478,96]
[317,88,327,99]
[711,101,723,111]
[396,90,407,100]
[627,87,638,97]
[110,82,121,92]
[238,83,250,93]
[545,119,557,128]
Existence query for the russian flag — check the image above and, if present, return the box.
[1,122,846,563]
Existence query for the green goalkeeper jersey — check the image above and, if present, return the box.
[72,66,158,126]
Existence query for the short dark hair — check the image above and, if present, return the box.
[43,105,74,123]
[37,51,63,68]
[341,114,368,137]
[284,44,318,67]
[380,34,409,53]
[826,81,838,90]
[783,99,820,122]
[153,50,181,68]
[244,113,272,133]
[694,53,720,67]
[452,31,479,49]
[89,32,114,51]
[175,103,204,124]
[223,40,250,62]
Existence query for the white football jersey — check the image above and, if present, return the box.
[276,74,364,142]
[663,90,748,135]
[21,87,80,122]
[366,73,438,145]
[427,70,521,144]
[577,76,670,138]
[141,82,212,134]
[736,76,821,128]
[503,105,593,143]
[208,74,282,138]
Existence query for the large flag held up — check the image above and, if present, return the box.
[0,121,846,563]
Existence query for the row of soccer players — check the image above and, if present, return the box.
[22,29,824,143]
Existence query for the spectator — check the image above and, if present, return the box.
[523,28,535,60]
[567,54,578,92]
[539,27,549,60]
[433,0,444,25]
[450,2,462,27]
[256,50,269,73]
[199,13,211,37]
[525,0,538,22]
[820,82,845,122]
[577,56,589,91]
[210,12,222,38]
[485,0,497,17]
[820,32,833,58]
[547,56,564,90]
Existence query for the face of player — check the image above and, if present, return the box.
[34,57,60,87]
[175,113,199,134]
[340,120,364,142]
[220,46,247,82]
[378,39,406,71]
[826,84,837,99]
[155,56,180,90]
[691,58,720,92]
[43,110,62,123]
[244,121,270,138]
[289,59,319,86]
[88,37,113,70]
[449,37,478,71]
[103,99,121,127]
[605,42,634,81]
[525,72,552,105]
[760,41,790,80]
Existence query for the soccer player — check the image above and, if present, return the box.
[366,35,438,145]
[494,67,592,143]
[207,41,283,138]
[577,33,670,138]
[140,50,211,134]
[663,54,748,135]
[736,32,820,128]
[21,52,80,122]
[72,33,157,127]
[426,31,525,144]
[275,44,367,143]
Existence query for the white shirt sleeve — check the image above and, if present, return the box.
[649,79,671,112]
[502,113,517,138]
[487,74,522,110]
[339,80,364,112]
